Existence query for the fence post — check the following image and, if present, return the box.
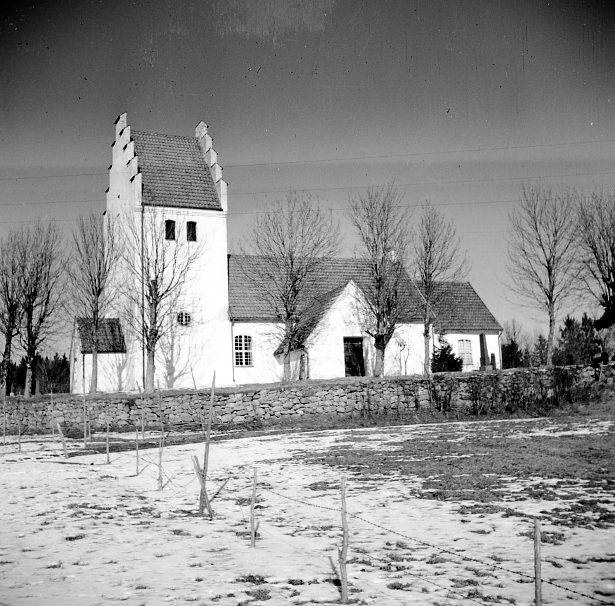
[2,393,6,446]
[534,518,542,606]
[56,419,68,458]
[135,421,140,474]
[50,387,54,437]
[105,417,110,464]
[82,388,87,449]
[198,373,215,519]
[339,475,349,604]
[250,467,257,548]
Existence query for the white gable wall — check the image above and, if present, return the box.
[384,323,427,376]
[438,332,502,371]
[305,283,372,379]
[72,352,130,394]
[231,322,286,385]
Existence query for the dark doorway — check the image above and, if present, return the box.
[344,337,365,376]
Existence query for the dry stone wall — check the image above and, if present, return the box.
[1,364,610,436]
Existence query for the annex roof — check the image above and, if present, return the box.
[228,255,502,336]
[131,130,221,211]
[228,255,423,324]
[76,318,126,354]
[430,282,502,334]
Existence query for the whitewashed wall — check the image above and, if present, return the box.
[306,283,371,379]
[230,321,286,385]
[440,332,502,371]
[384,323,427,376]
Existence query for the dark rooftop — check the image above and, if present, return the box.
[131,130,221,211]
[76,318,126,354]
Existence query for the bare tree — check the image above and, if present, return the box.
[66,212,119,393]
[15,221,64,398]
[0,231,23,396]
[411,202,468,375]
[243,192,340,380]
[576,190,615,329]
[507,184,579,366]
[348,183,411,377]
[121,211,201,393]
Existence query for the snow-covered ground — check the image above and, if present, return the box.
[0,418,613,605]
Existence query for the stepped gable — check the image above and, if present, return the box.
[130,129,222,210]
[76,318,126,354]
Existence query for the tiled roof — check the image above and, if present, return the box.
[228,255,423,323]
[76,318,126,354]
[430,282,502,334]
[131,130,221,211]
[229,255,502,335]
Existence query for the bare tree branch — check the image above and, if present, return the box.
[348,182,411,377]
[66,212,120,392]
[15,221,64,397]
[576,190,615,329]
[411,202,468,375]
[506,184,579,366]
[242,192,340,380]
[0,231,23,396]
[120,210,202,392]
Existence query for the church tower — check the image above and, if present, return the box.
[104,113,233,390]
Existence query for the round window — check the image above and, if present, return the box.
[177,311,192,326]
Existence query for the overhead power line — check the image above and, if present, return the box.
[1,135,614,182]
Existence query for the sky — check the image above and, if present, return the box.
[2,0,615,354]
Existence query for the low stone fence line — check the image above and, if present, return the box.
[1,364,611,437]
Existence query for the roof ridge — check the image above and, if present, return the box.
[131,129,197,141]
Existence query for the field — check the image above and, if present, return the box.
[0,407,613,606]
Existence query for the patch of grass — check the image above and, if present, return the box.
[520,530,566,545]
[387,581,411,590]
[170,528,191,536]
[452,577,479,587]
[426,553,449,565]
[246,587,271,601]
[237,574,266,585]
[469,527,492,534]
[296,420,615,519]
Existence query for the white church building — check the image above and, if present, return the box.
[70,114,502,393]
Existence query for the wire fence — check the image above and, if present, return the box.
[1,426,612,605]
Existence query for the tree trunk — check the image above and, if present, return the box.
[423,321,431,376]
[24,359,33,399]
[90,348,98,393]
[283,347,291,381]
[373,335,386,377]
[546,308,555,367]
[145,347,155,393]
[0,335,12,396]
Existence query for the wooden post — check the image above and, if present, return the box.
[135,423,139,475]
[82,355,87,448]
[2,393,6,446]
[534,519,542,606]
[105,417,110,464]
[82,391,87,449]
[17,414,22,453]
[157,387,164,491]
[198,373,215,519]
[50,387,54,437]
[56,419,68,458]
[136,383,145,439]
[338,475,349,604]
[250,467,257,547]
